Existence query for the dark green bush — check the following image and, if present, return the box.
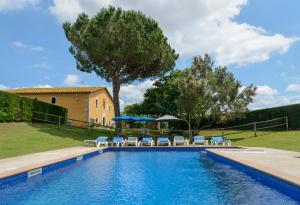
[0,91,67,123]
[0,91,20,122]
[20,97,33,121]
[32,99,68,124]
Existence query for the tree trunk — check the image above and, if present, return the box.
[112,75,121,134]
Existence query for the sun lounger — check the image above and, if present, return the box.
[124,137,139,147]
[173,135,188,146]
[84,136,108,147]
[193,136,208,145]
[211,136,231,146]
[157,137,171,146]
[140,137,154,147]
[111,137,124,147]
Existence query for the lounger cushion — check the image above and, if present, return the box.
[158,138,169,142]
[174,136,185,141]
[142,137,152,142]
[96,137,107,142]
[194,136,205,141]
[113,137,123,142]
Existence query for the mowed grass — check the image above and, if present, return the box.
[0,123,113,159]
[199,130,300,152]
[0,123,300,159]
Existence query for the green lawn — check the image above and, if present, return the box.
[199,130,300,152]
[0,123,300,159]
[0,123,113,159]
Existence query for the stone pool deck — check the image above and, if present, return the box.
[0,147,102,179]
[207,147,300,187]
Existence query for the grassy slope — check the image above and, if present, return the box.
[0,123,300,159]
[199,130,300,152]
[0,123,112,159]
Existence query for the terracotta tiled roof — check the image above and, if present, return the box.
[8,87,106,94]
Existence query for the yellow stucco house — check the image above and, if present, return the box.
[9,87,115,127]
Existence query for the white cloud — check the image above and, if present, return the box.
[120,80,154,102]
[286,84,300,92]
[31,46,44,52]
[34,84,52,88]
[0,0,39,11]
[0,84,10,90]
[63,74,84,86]
[11,41,44,52]
[107,79,154,110]
[11,41,26,48]
[49,0,298,65]
[30,63,49,69]
[249,85,290,110]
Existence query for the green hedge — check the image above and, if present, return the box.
[219,103,300,130]
[0,91,67,124]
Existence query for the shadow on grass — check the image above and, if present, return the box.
[28,123,115,142]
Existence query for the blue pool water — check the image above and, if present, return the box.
[0,151,299,205]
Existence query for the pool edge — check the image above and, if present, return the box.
[206,149,300,201]
[0,147,106,188]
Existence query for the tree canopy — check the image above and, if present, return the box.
[175,54,256,131]
[63,6,178,131]
[125,54,256,131]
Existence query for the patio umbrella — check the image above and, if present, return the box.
[155,115,182,134]
[113,116,156,122]
[134,116,156,122]
[112,116,134,121]
[155,115,181,122]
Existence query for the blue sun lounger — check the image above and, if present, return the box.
[193,136,208,145]
[84,136,108,147]
[157,137,171,146]
[211,136,231,146]
[140,137,154,147]
[111,137,124,147]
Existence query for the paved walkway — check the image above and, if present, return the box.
[0,147,101,179]
[207,147,300,186]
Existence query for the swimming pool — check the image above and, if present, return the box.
[0,150,299,205]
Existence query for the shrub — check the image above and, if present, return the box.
[0,91,67,123]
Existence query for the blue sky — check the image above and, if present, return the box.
[1,0,300,110]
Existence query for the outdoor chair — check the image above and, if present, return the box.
[193,136,209,146]
[211,136,231,146]
[111,137,125,147]
[140,137,154,147]
[173,135,188,146]
[157,137,171,146]
[84,136,108,147]
[124,137,139,147]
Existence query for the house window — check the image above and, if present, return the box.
[102,117,106,126]
[51,96,56,104]
[95,118,98,123]
[103,99,106,109]
[109,105,111,112]
[95,99,98,108]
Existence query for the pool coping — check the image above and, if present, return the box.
[206,148,300,188]
[0,147,104,180]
